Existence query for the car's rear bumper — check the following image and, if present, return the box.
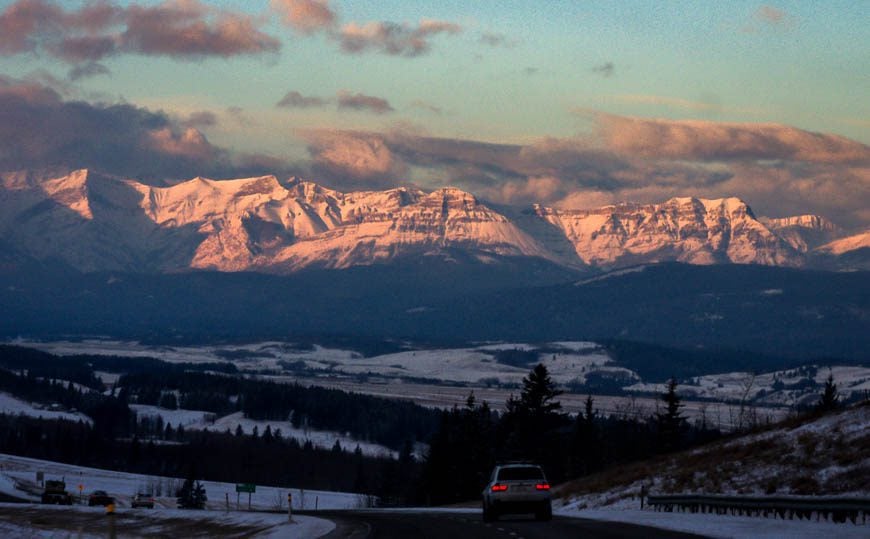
[487,498,550,514]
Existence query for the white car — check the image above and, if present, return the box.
[482,463,552,521]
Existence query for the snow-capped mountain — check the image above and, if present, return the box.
[761,214,841,252]
[533,197,797,267]
[816,230,870,255]
[0,169,856,274]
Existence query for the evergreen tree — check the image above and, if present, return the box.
[817,372,840,412]
[159,392,178,410]
[656,378,685,452]
[519,363,563,417]
[501,364,566,464]
[177,477,207,509]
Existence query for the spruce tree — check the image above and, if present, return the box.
[656,378,684,452]
[818,372,840,412]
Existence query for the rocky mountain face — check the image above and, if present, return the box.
[0,169,861,274]
[761,214,842,252]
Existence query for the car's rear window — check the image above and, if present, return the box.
[497,467,544,481]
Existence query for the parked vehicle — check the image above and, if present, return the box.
[88,490,115,507]
[482,463,552,522]
[41,480,73,505]
[131,493,155,508]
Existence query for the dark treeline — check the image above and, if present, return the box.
[419,364,722,505]
[0,346,440,451]
[120,371,440,450]
[0,414,417,498]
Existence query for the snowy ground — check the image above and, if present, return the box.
[554,403,870,537]
[627,365,870,407]
[0,392,92,425]
[13,338,864,430]
[0,453,363,512]
[18,338,866,409]
[0,503,334,538]
[559,506,870,539]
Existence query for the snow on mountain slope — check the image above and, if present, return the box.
[536,197,799,267]
[816,230,870,255]
[270,187,557,270]
[0,168,847,273]
[762,214,842,252]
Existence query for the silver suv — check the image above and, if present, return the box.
[482,463,552,521]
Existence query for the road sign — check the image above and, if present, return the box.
[235,483,256,493]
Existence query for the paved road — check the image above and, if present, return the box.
[316,510,709,539]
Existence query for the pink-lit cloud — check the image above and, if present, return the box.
[301,129,405,187]
[743,5,795,33]
[338,19,461,57]
[271,0,336,34]
[0,0,280,65]
[336,91,394,114]
[0,75,295,180]
[120,1,280,59]
[276,90,329,109]
[592,113,870,164]
[295,118,870,229]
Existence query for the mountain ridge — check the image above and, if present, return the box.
[0,168,864,274]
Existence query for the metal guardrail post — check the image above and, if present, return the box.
[646,494,870,525]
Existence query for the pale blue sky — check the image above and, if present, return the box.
[1,1,867,226]
[1,0,866,156]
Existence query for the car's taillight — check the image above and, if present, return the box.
[491,484,508,492]
[535,483,550,491]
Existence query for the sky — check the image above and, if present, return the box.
[0,0,868,229]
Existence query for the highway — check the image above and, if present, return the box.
[316,510,708,539]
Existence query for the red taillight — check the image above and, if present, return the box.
[535,483,550,491]
[491,484,508,492]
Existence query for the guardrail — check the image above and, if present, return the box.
[646,494,870,525]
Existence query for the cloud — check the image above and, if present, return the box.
[336,91,394,114]
[743,5,795,33]
[591,113,870,164]
[120,1,280,59]
[271,0,336,34]
[591,62,615,78]
[0,75,292,181]
[276,90,329,109]
[410,100,442,115]
[755,5,787,24]
[296,117,870,229]
[479,32,515,48]
[300,129,405,187]
[67,61,110,81]
[184,110,218,129]
[0,0,280,65]
[338,19,461,57]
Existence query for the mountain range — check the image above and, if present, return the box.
[2,168,867,274]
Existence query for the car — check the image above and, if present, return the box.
[482,463,552,522]
[131,493,155,508]
[88,490,115,507]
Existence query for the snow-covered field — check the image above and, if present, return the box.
[0,504,334,539]
[557,506,870,539]
[0,392,92,425]
[0,453,363,512]
[17,339,615,386]
[131,406,398,458]
[627,364,870,407]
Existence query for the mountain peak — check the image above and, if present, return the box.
[0,169,857,273]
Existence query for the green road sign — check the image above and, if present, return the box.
[235,483,256,493]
